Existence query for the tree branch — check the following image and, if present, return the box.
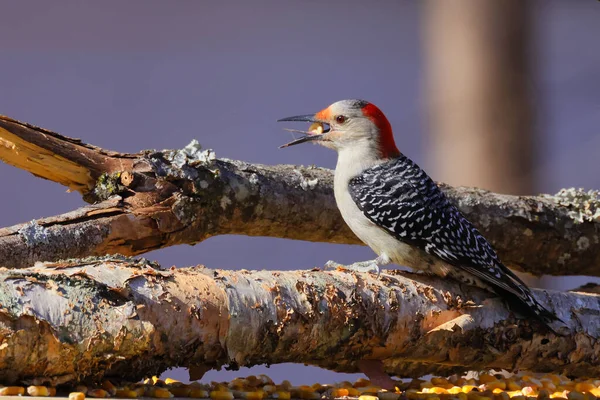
[0,257,598,386]
[1,115,599,276]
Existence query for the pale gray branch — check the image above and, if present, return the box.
[0,257,598,386]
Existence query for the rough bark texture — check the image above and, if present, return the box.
[0,257,598,386]
[1,115,599,276]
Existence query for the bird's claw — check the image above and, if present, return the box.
[324,260,343,271]
[324,260,381,277]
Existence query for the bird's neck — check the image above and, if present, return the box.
[334,145,394,184]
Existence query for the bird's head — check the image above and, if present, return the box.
[278,99,400,159]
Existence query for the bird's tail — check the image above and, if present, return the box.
[499,286,564,333]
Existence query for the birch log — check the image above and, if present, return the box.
[0,257,598,386]
[0,116,599,276]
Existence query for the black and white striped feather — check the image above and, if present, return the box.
[348,155,559,325]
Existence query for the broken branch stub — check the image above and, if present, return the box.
[0,115,599,276]
[0,257,598,386]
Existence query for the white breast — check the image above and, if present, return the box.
[333,148,426,268]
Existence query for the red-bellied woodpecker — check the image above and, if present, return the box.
[278,99,560,323]
[278,99,560,387]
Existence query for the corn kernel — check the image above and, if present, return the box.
[165,378,181,385]
[354,379,371,388]
[168,387,191,397]
[448,387,463,394]
[590,389,600,398]
[69,392,86,400]
[360,387,383,394]
[507,381,522,391]
[421,382,434,389]
[101,380,117,396]
[279,381,293,392]
[432,378,451,386]
[291,385,315,399]
[258,375,274,386]
[319,385,334,394]
[115,389,139,398]
[541,380,557,391]
[75,385,88,394]
[550,391,568,399]
[0,386,25,396]
[271,391,291,400]
[246,376,259,387]
[576,383,596,393]
[462,386,477,393]
[546,376,562,386]
[360,396,380,400]
[27,386,50,397]
[429,387,449,394]
[455,378,468,387]
[134,386,147,397]
[311,383,323,392]
[239,391,264,400]
[189,389,210,398]
[229,379,248,390]
[151,388,174,398]
[495,391,510,400]
[302,392,321,400]
[522,386,537,396]
[405,390,422,400]
[567,392,586,400]
[210,390,235,400]
[87,389,110,398]
[262,385,276,394]
[480,374,497,384]
[538,389,551,399]
[486,382,507,391]
[333,388,349,397]
[523,378,543,389]
[493,389,505,394]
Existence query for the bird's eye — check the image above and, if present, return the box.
[335,115,347,124]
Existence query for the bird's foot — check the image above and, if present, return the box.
[324,259,380,277]
[357,360,397,391]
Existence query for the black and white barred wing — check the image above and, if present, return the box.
[348,157,546,308]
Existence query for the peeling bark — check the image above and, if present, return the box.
[0,257,598,386]
[0,115,599,276]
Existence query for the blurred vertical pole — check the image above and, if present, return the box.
[422,0,536,195]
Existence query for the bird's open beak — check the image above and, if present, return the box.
[277,114,329,148]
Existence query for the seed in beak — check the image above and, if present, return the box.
[308,122,324,135]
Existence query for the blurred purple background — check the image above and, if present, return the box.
[1,0,599,385]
